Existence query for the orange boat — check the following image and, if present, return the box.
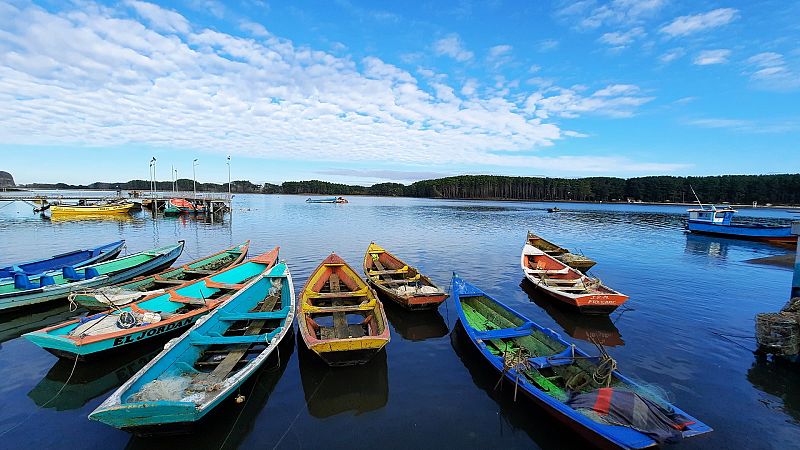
[297,253,390,366]
[363,243,447,310]
[520,242,627,315]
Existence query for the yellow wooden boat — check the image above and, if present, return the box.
[50,202,136,215]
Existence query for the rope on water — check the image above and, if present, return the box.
[272,369,330,450]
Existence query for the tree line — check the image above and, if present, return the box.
[22,174,800,205]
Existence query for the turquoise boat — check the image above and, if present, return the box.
[0,242,184,313]
[70,241,250,311]
[0,240,125,279]
[24,248,279,360]
[89,261,294,434]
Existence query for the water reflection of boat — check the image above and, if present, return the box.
[124,333,294,447]
[684,233,731,260]
[747,355,800,423]
[0,304,78,344]
[449,326,586,449]
[297,334,388,418]
[383,301,448,341]
[47,213,136,223]
[520,280,624,347]
[28,347,160,411]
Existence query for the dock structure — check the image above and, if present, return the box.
[793,222,800,298]
[0,191,231,215]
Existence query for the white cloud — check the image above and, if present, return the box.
[125,0,190,34]
[0,1,668,174]
[659,48,685,64]
[660,8,738,37]
[432,34,473,62]
[598,27,645,48]
[536,39,559,52]
[487,44,513,69]
[693,49,731,65]
[745,52,800,91]
[557,0,667,30]
[239,21,269,37]
[688,118,799,133]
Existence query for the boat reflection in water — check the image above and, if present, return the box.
[28,348,160,411]
[747,355,800,424]
[125,331,294,449]
[298,333,388,418]
[684,234,732,261]
[0,304,79,344]
[45,212,137,223]
[519,279,624,347]
[383,301,449,342]
[449,325,586,449]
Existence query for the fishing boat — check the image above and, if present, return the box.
[686,206,796,245]
[164,198,208,215]
[88,260,294,433]
[297,253,390,366]
[526,231,596,272]
[0,242,184,313]
[70,241,250,311]
[363,242,447,310]
[452,275,712,449]
[24,248,278,360]
[547,207,561,213]
[50,202,136,215]
[0,240,125,279]
[305,197,348,204]
[521,243,627,314]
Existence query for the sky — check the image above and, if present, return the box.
[0,0,798,186]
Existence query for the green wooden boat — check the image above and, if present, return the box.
[0,243,184,313]
[70,242,250,311]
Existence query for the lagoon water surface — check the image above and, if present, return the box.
[0,194,798,449]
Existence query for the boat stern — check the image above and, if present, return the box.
[89,400,199,431]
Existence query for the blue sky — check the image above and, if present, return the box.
[0,0,798,185]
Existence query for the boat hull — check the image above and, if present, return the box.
[0,240,125,279]
[687,220,797,244]
[370,282,447,311]
[523,275,625,314]
[0,245,183,313]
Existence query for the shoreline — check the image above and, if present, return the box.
[4,189,800,210]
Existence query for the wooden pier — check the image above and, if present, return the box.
[0,191,231,215]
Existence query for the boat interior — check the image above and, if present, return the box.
[304,269,385,340]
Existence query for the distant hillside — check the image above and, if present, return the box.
[0,171,14,188]
[21,173,800,205]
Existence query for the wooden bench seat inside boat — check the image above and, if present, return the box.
[528,347,578,369]
[474,324,533,340]
[367,268,407,276]
[183,269,215,276]
[152,279,187,285]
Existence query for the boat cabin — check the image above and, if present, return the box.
[687,206,736,225]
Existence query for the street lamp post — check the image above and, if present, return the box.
[149,157,156,197]
[193,159,199,198]
[227,155,231,201]
[174,168,178,193]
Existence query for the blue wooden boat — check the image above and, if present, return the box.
[0,242,184,313]
[306,197,348,204]
[0,240,125,279]
[452,275,712,449]
[686,206,796,245]
[24,248,279,360]
[89,261,294,434]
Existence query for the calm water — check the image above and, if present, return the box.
[0,193,799,449]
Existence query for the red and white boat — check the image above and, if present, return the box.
[520,243,627,315]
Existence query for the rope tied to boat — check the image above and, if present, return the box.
[494,345,532,402]
[591,341,617,388]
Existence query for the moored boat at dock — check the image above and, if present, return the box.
[0,242,185,313]
[363,242,447,310]
[521,243,627,314]
[70,241,249,311]
[88,260,294,434]
[452,274,712,449]
[50,202,136,215]
[298,253,390,366]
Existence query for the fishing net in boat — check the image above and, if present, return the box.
[69,311,163,336]
[755,312,800,355]
[83,287,150,307]
[782,297,800,313]
[394,285,442,296]
[130,376,191,402]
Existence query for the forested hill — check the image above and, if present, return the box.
[23,174,800,205]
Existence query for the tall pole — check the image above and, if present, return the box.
[153,157,157,194]
[174,168,178,193]
[193,159,199,198]
[792,222,800,299]
[227,155,231,201]
[150,157,156,197]
[171,165,175,193]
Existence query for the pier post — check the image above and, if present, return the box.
[792,221,800,298]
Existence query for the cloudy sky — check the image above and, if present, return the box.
[0,0,798,185]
